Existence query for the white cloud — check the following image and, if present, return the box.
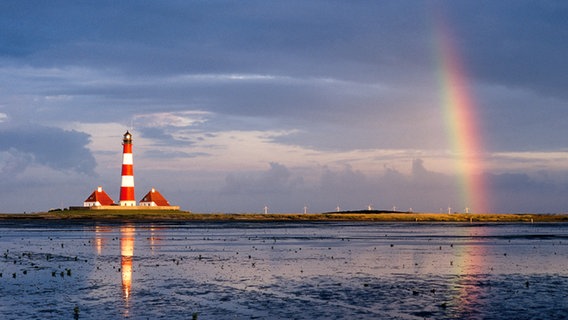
[167,73,280,83]
[488,151,568,174]
[133,110,211,128]
[43,95,72,101]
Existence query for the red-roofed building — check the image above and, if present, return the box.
[139,188,171,207]
[84,186,115,207]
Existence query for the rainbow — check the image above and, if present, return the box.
[434,19,489,213]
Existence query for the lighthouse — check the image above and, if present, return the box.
[74,131,182,211]
[119,131,136,206]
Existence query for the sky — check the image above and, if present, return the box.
[1,1,567,213]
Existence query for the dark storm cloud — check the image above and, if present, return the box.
[478,86,568,152]
[0,1,430,78]
[447,1,568,100]
[0,2,562,83]
[5,0,562,91]
[0,125,96,175]
[2,1,566,151]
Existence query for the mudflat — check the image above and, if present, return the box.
[1,220,567,319]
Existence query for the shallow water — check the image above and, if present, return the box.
[0,221,567,319]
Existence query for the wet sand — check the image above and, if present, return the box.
[1,221,567,319]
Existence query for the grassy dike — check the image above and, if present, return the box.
[1,209,568,222]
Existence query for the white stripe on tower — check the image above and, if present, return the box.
[122,153,133,165]
[119,131,136,206]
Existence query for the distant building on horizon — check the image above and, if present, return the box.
[84,186,115,207]
[139,188,171,207]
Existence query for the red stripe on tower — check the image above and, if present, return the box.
[119,131,136,206]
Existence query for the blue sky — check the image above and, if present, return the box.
[1,1,567,213]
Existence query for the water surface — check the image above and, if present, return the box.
[0,221,567,319]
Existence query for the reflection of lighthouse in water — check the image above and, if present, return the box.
[120,226,135,304]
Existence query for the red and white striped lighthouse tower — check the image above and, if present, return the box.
[119,131,136,206]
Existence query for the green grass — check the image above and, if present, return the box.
[1,210,567,222]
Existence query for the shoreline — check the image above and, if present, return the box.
[0,210,567,222]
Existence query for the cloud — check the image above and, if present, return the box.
[212,160,455,213]
[485,172,568,213]
[314,160,458,212]
[221,162,302,195]
[477,84,568,152]
[0,2,567,213]
[212,158,561,213]
[3,2,566,93]
[142,150,210,160]
[2,2,566,153]
[449,2,568,100]
[134,110,210,128]
[0,125,96,175]
[0,149,33,177]
[136,126,193,147]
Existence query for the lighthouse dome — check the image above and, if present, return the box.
[123,131,132,143]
